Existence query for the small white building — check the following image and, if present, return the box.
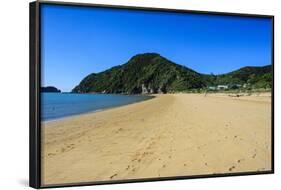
[208,86,217,90]
[217,85,229,90]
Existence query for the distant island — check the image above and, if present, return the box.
[41,86,61,93]
[72,53,272,94]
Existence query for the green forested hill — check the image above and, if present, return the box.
[72,53,272,94]
[72,53,205,94]
[203,65,272,89]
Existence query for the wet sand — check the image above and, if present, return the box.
[42,93,272,185]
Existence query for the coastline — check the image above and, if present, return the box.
[42,109,104,124]
[42,93,271,185]
[42,93,154,123]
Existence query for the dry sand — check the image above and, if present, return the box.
[42,93,272,185]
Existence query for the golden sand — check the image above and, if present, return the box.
[42,93,272,185]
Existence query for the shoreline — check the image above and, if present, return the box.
[42,92,271,185]
[43,92,271,123]
[43,109,105,124]
[42,94,155,123]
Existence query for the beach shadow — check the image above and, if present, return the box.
[18,179,29,187]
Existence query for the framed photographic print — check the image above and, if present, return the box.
[29,1,274,188]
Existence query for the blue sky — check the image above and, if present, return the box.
[41,4,272,92]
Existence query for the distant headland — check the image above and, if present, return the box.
[41,86,61,93]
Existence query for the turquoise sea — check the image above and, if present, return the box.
[41,93,152,121]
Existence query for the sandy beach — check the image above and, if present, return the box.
[41,93,272,185]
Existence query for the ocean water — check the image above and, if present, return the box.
[41,93,152,121]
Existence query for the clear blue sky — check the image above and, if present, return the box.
[41,4,272,92]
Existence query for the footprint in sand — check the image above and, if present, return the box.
[110,173,118,179]
[125,165,130,170]
[237,159,245,163]
[67,144,75,150]
[47,153,55,157]
[229,166,236,171]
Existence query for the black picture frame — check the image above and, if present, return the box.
[30,1,274,189]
